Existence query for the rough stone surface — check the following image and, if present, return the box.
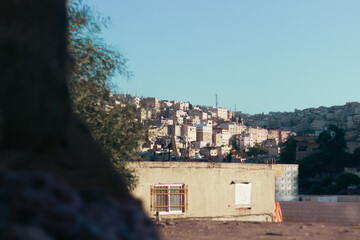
[0,170,158,240]
[0,0,158,239]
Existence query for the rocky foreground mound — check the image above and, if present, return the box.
[0,170,157,240]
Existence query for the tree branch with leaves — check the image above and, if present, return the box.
[67,0,146,189]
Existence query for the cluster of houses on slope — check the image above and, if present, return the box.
[240,102,360,153]
[115,94,291,162]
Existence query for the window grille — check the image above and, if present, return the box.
[150,184,188,213]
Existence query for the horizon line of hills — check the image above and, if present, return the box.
[117,93,359,118]
[115,94,360,142]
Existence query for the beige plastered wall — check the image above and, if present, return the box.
[127,162,275,222]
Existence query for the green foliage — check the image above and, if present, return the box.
[247,143,266,157]
[298,125,360,194]
[223,153,232,162]
[350,148,360,167]
[231,140,240,153]
[298,155,338,194]
[299,154,320,178]
[67,0,146,190]
[279,137,297,164]
[316,124,349,171]
[336,173,360,191]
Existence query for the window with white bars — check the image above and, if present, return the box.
[150,184,188,213]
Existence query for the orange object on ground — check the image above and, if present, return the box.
[274,202,283,222]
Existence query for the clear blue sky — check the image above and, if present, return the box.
[86,0,360,114]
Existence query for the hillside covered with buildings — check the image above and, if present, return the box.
[106,95,360,165]
[111,94,292,163]
[239,102,360,152]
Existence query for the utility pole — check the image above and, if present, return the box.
[216,94,218,108]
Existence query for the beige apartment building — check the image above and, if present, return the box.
[266,130,291,144]
[128,162,276,222]
[168,124,182,137]
[213,128,230,146]
[173,101,190,111]
[248,127,268,144]
[184,116,201,126]
[212,132,223,146]
[169,109,186,118]
[173,116,184,125]
[197,132,213,143]
[189,109,207,120]
[216,107,229,120]
[279,130,291,142]
[267,130,280,144]
[196,124,212,143]
[218,122,245,136]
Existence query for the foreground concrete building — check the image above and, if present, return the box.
[128,162,276,222]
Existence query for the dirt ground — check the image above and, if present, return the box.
[156,219,360,240]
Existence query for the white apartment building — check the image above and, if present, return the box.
[240,133,253,149]
[232,133,253,150]
[133,97,141,108]
[221,129,230,145]
[182,124,197,142]
[173,116,184,125]
[201,112,208,120]
[161,100,173,108]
